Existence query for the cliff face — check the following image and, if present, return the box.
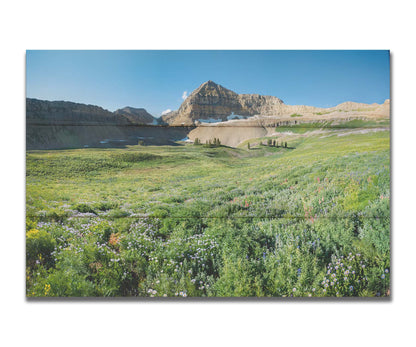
[26,98,165,149]
[114,106,157,125]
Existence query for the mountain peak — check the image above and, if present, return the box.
[197,80,220,89]
[114,106,156,124]
[193,80,236,96]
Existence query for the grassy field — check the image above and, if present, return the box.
[274,119,390,134]
[26,129,390,297]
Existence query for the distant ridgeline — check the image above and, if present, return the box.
[26,98,160,126]
[26,98,191,149]
[26,81,390,149]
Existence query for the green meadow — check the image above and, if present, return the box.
[26,129,390,297]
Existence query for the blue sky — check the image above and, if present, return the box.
[26,50,390,117]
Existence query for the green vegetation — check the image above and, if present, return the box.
[204,138,221,147]
[314,111,332,115]
[26,130,390,297]
[290,113,303,117]
[275,119,390,134]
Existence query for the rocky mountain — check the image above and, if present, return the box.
[162,80,285,125]
[26,98,158,126]
[26,88,390,150]
[26,98,191,149]
[114,106,158,125]
[26,98,131,125]
[162,80,390,126]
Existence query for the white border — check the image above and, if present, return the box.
[1,1,415,346]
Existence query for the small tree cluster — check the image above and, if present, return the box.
[194,138,201,145]
[204,138,221,148]
[267,139,280,147]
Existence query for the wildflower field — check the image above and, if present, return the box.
[26,129,390,297]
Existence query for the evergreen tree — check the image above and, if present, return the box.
[285,142,287,148]
[247,142,250,150]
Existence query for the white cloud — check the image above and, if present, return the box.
[182,91,188,100]
[161,109,172,116]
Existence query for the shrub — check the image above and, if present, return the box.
[26,229,56,268]
[92,201,119,211]
[26,218,38,231]
[74,203,96,214]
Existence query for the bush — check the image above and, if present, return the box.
[92,201,119,211]
[26,229,56,268]
[74,203,96,214]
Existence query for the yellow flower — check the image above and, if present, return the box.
[26,229,40,238]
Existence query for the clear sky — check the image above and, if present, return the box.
[26,50,390,117]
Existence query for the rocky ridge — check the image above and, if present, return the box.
[114,106,158,125]
[27,98,157,125]
[162,80,390,126]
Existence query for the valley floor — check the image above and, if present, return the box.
[26,129,390,297]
